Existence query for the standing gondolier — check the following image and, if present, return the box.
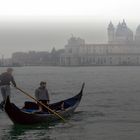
[0,68,17,104]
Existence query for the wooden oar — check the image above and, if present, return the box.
[15,86,67,123]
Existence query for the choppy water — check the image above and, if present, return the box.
[0,66,140,140]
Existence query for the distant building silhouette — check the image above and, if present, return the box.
[60,20,140,66]
[108,20,133,44]
[11,49,64,66]
[135,25,140,45]
[11,20,140,66]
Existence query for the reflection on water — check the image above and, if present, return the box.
[0,111,88,140]
[1,124,52,140]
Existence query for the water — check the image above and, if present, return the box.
[0,66,140,140]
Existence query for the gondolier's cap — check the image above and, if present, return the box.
[7,67,13,72]
[40,81,46,85]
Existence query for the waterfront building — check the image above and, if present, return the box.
[60,20,140,66]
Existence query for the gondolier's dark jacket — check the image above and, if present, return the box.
[0,72,16,87]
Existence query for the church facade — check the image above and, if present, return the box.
[60,20,140,66]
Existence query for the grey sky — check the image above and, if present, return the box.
[0,0,140,58]
[0,20,106,57]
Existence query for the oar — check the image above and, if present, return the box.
[15,86,67,123]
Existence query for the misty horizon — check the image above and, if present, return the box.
[0,0,140,58]
[0,18,140,58]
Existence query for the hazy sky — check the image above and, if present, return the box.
[0,0,140,58]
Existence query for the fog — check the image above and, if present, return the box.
[0,19,104,58]
[0,0,140,58]
[0,18,139,58]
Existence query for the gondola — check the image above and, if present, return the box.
[2,83,85,125]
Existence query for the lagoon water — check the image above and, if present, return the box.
[0,66,140,140]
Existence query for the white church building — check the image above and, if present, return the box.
[60,20,140,66]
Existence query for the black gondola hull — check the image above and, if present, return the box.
[4,83,84,125]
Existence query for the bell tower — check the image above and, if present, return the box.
[108,21,115,44]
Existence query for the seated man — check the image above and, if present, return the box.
[35,81,50,112]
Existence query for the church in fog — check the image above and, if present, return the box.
[60,20,140,66]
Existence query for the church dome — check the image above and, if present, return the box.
[135,25,140,44]
[136,25,140,35]
[115,20,133,44]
